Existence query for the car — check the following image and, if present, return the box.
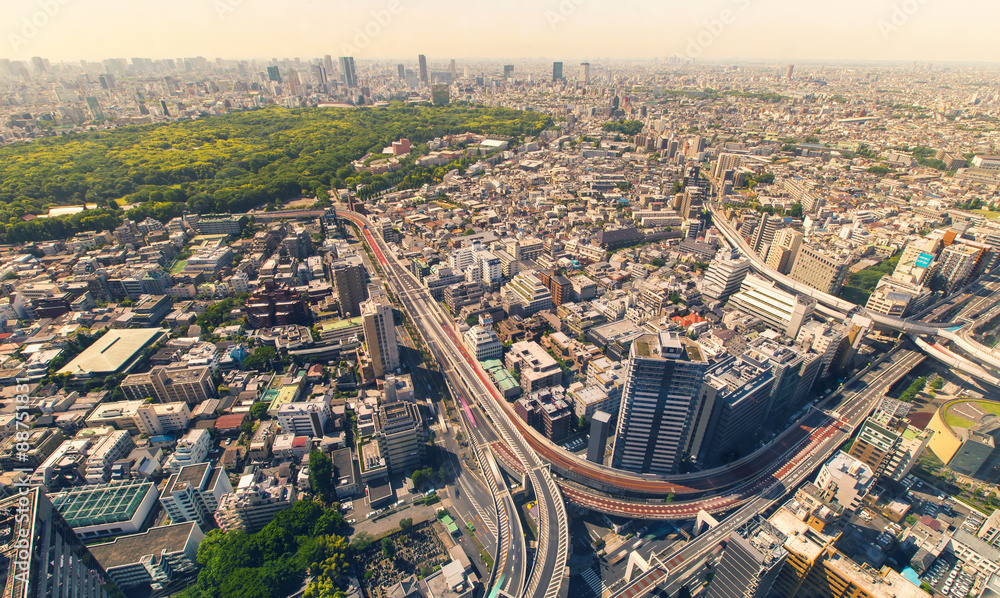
[347,518,356,524]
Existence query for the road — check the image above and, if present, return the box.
[609,348,926,598]
[339,210,566,598]
[339,207,927,522]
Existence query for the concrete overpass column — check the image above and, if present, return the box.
[624,551,651,583]
[693,510,720,537]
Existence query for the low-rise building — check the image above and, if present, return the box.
[214,468,297,533]
[463,325,503,362]
[48,479,159,539]
[506,341,563,393]
[89,522,204,592]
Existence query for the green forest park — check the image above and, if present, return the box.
[0,103,552,244]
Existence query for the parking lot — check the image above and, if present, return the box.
[921,556,980,598]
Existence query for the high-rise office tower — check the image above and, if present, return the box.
[503,64,514,79]
[552,61,563,82]
[311,64,327,85]
[580,62,591,84]
[338,56,357,87]
[266,65,281,83]
[418,54,428,84]
[611,331,709,475]
[707,516,788,598]
[331,255,367,318]
[0,488,111,597]
[450,59,457,79]
[587,411,612,464]
[323,54,334,75]
[788,244,850,294]
[765,228,804,274]
[397,64,405,80]
[787,64,795,81]
[362,298,400,378]
[751,213,782,257]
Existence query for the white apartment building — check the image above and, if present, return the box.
[464,325,503,362]
[277,399,331,438]
[164,428,213,473]
[815,451,875,512]
[160,463,234,532]
[84,430,136,484]
[135,402,192,436]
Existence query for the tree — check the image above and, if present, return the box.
[251,401,269,420]
[350,532,373,551]
[399,518,413,533]
[381,537,394,559]
[578,414,588,430]
[308,450,335,504]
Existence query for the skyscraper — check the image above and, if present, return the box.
[580,62,591,84]
[418,54,428,84]
[707,516,788,598]
[503,64,514,79]
[362,297,400,378]
[331,255,367,318]
[552,61,563,82]
[765,228,804,274]
[751,213,782,257]
[397,63,405,80]
[266,65,281,83]
[788,244,850,294]
[611,331,709,475]
[450,59,457,79]
[338,56,357,87]
[0,488,111,597]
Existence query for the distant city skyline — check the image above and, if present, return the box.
[2,0,997,63]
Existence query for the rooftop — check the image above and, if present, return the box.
[48,479,155,528]
[58,328,167,376]
[89,521,199,569]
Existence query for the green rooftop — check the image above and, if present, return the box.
[321,317,364,332]
[49,480,154,528]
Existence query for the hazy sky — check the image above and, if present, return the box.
[2,0,996,63]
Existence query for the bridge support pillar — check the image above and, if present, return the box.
[693,510,720,538]
[624,551,651,583]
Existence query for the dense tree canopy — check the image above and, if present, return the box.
[602,120,644,136]
[182,501,348,598]
[0,103,551,244]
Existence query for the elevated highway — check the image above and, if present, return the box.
[340,211,567,598]
[338,207,924,523]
